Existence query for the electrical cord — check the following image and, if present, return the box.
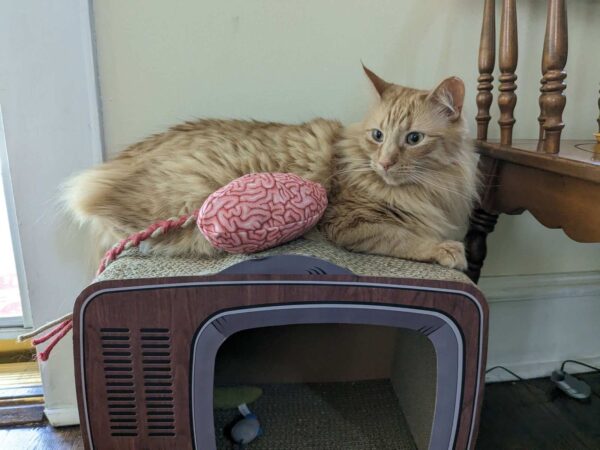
[485,365,524,381]
[560,360,600,374]
[487,361,600,382]
[485,365,552,397]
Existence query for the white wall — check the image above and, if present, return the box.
[93,0,600,277]
[0,0,102,425]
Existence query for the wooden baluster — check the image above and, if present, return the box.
[498,0,518,146]
[476,0,496,141]
[597,85,600,134]
[537,55,549,150]
[537,90,547,151]
[540,0,568,154]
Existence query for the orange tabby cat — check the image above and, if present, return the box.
[64,66,478,269]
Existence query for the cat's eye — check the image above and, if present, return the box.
[371,129,384,143]
[405,131,425,145]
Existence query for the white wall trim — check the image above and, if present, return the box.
[480,271,600,383]
[81,0,105,164]
[45,406,80,427]
[479,271,600,304]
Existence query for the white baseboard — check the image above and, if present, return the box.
[479,270,600,303]
[479,271,600,383]
[44,406,80,427]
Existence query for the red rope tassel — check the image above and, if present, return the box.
[32,319,72,346]
[37,320,73,362]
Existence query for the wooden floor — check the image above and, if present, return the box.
[477,372,600,449]
[0,373,599,449]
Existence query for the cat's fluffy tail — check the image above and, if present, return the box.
[61,167,125,260]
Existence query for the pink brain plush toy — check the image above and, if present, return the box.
[198,173,328,253]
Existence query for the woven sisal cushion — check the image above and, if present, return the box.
[95,235,471,284]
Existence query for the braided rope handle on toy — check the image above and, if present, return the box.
[97,210,199,275]
[18,210,200,361]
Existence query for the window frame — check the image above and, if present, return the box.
[0,107,33,334]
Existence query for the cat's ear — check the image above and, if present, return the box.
[428,77,465,121]
[362,64,391,97]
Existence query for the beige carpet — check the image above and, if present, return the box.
[214,379,417,450]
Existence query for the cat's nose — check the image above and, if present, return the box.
[379,160,395,172]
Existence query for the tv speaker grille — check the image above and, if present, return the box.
[101,328,138,437]
[141,328,176,437]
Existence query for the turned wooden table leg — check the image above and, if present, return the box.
[465,209,499,283]
[597,85,600,134]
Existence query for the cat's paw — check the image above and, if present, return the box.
[432,241,467,270]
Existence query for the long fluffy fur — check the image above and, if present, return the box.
[64,71,479,269]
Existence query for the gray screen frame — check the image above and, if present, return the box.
[191,303,463,450]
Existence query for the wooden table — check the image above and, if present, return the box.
[464,0,600,282]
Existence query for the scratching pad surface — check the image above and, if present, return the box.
[214,380,417,450]
[95,234,471,284]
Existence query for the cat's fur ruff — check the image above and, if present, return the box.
[64,67,478,269]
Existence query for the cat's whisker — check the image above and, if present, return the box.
[337,164,372,171]
[407,169,469,189]
[409,173,474,201]
[329,166,373,176]
[411,166,467,181]
[409,170,460,190]
[327,168,374,181]
[334,163,372,170]
[412,172,460,189]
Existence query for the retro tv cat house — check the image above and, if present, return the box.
[68,173,488,450]
[74,244,487,450]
